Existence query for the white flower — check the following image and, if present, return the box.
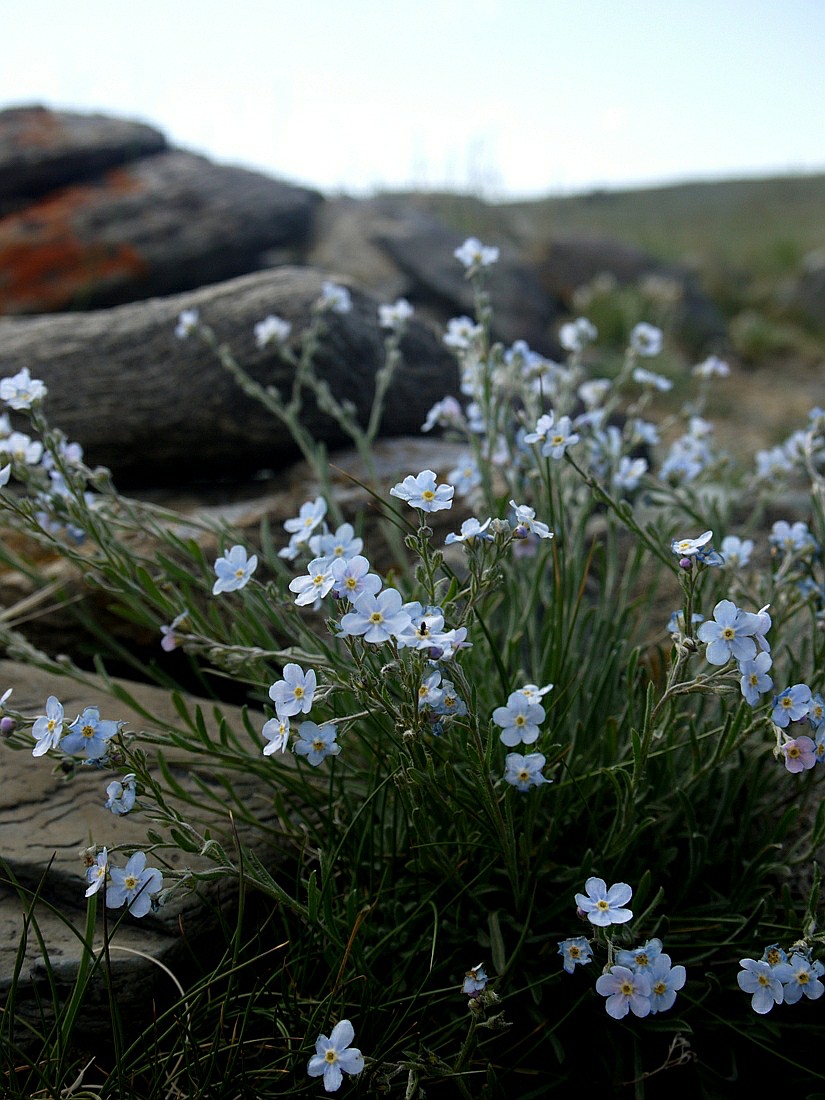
[174,308,200,339]
[454,237,499,270]
[444,316,484,350]
[0,367,48,409]
[670,530,713,558]
[319,281,352,314]
[693,355,729,378]
[559,317,597,352]
[629,322,663,357]
[262,715,290,755]
[284,497,328,537]
[632,367,672,391]
[269,663,317,717]
[378,298,414,329]
[389,470,454,512]
[288,558,335,609]
[445,517,493,545]
[254,314,292,348]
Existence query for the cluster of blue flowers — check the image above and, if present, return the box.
[557,878,687,1020]
[739,944,824,1014]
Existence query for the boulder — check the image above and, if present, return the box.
[0,268,460,486]
[0,104,167,214]
[0,146,322,314]
[305,195,557,352]
[533,233,726,350]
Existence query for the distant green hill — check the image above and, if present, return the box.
[392,173,825,282]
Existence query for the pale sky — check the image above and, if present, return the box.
[2,0,823,198]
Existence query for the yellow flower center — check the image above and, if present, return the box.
[124,875,138,891]
[324,1049,338,1064]
[370,612,384,624]
[82,724,95,739]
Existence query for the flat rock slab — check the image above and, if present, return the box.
[0,659,270,1036]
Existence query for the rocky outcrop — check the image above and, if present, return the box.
[0,105,167,214]
[0,143,322,314]
[306,196,557,351]
[0,267,459,485]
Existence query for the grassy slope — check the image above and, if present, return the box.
[395,173,825,282]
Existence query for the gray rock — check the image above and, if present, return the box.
[0,148,322,314]
[0,104,167,213]
[0,268,459,485]
[305,195,557,352]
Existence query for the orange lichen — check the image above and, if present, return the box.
[0,166,149,314]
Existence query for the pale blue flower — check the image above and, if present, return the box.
[61,706,120,759]
[31,695,65,757]
[738,958,784,1014]
[379,298,414,329]
[174,308,199,339]
[596,966,652,1018]
[504,752,549,791]
[575,877,633,926]
[0,367,48,409]
[493,692,545,747]
[697,600,758,665]
[671,530,713,558]
[105,773,136,815]
[632,367,671,391]
[462,963,489,995]
[559,317,597,353]
[422,395,465,432]
[509,501,553,540]
[294,722,340,766]
[558,936,593,973]
[283,497,327,538]
[319,281,352,314]
[761,944,788,968]
[445,517,493,544]
[339,588,412,643]
[262,714,290,756]
[160,612,188,653]
[720,535,754,568]
[808,693,825,728]
[0,463,9,486]
[444,316,483,350]
[85,848,109,898]
[770,520,816,555]
[772,683,813,728]
[738,652,773,706]
[289,557,336,609]
[417,669,443,710]
[616,939,663,972]
[524,412,580,459]
[212,545,257,595]
[106,851,163,918]
[613,455,648,492]
[309,522,363,561]
[432,681,468,717]
[254,314,291,348]
[514,682,553,704]
[307,1019,364,1092]
[648,954,686,1013]
[447,457,482,495]
[775,953,825,1004]
[389,469,454,512]
[269,664,317,718]
[330,555,382,602]
[454,237,499,270]
[693,355,730,378]
[630,322,663,357]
